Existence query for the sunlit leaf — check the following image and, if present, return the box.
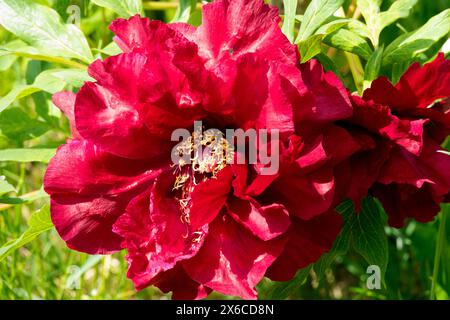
[0,148,56,163]
[383,9,450,65]
[299,34,324,62]
[91,0,143,18]
[171,0,197,23]
[0,205,54,262]
[296,0,344,42]
[282,0,298,43]
[0,0,93,63]
[324,28,373,60]
[379,0,418,31]
[0,69,90,113]
[0,176,15,196]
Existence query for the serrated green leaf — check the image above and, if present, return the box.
[0,148,56,163]
[0,0,93,63]
[299,34,324,62]
[383,9,450,65]
[296,0,344,43]
[282,0,298,43]
[171,0,197,23]
[91,0,143,18]
[0,176,15,195]
[0,205,53,262]
[324,28,373,60]
[364,46,384,89]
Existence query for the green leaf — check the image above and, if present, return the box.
[357,0,418,47]
[45,69,93,88]
[0,205,53,262]
[356,0,382,46]
[91,0,143,18]
[324,28,373,60]
[435,283,450,300]
[100,41,122,56]
[282,0,298,43]
[0,189,48,205]
[391,61,409,84]
[0,108,50,141]
[315,18,352,35]
[0,68,89,113]
[296,0,344,43]
[299,34,324,62]
[0,148,56,163]
[364,46,384,89]
[0,176,15,195]
[314,201,352,278]
[316,53,343,78]
[171,0,197,23]
[314,198,388,280]
[379,0,418,31]
[383,9,450,65]
[0,52,17,71]
[346,19,371,39]
[357,0,382,23]
[350,197,389,279]
[260,266,312,299]
[0,0,93,63]
[0,38,41,59]
[0,86,42,114]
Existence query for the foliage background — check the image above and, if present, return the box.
[0,0,449,300]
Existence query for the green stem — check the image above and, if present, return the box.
[344,52,364,94]
[4,51,88,69]
[430,208,447,300]
[15,163,26,194]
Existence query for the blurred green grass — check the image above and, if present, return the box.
[0,0,449,300]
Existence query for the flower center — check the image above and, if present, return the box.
[172,129,233,241]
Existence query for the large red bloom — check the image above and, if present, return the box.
[341,54,450,227]
[44,0,353,299]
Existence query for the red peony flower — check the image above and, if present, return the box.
[44,0,353,299]
[341,54,450,227]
